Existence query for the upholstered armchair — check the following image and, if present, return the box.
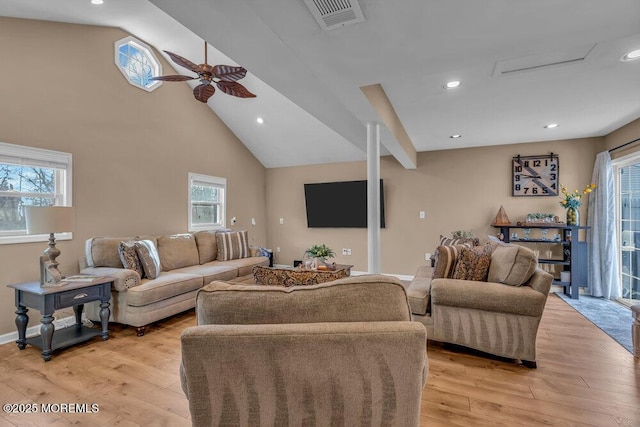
[180,275,428,427]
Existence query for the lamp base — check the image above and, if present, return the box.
[39,255,63,286]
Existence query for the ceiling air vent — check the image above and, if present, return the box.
[303,0,365,30]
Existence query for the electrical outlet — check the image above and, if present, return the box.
[342,248,347,255]
[279,218,284,225]
[425,252,431,261]
[346,249,352,256]
[231,216,237,225]
[419,211,425,219]
[251,218,256,226]
[276,247,281,253]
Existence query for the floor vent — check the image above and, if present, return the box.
[303,0,365,30]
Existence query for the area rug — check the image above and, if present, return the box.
[555,292,633,354]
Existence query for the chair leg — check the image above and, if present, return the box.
[135,326,146,337]
[521,360,537,369]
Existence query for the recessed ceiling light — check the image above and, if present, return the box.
[256,117,264,124]
[621,49,640,62]
[444,80,461,89]
[450,134,462,139]
[544,123,559,129]
[91,0,104,4]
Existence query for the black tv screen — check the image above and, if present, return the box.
[304,180,385,228]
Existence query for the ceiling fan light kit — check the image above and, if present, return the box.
[151,41,256,103]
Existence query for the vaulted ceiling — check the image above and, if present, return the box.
[2,0,639,168]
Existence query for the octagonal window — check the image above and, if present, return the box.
[114,36,162,92]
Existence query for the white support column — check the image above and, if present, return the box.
[367,121,381,274]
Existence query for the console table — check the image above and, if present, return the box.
[492,223,589,299]
[8,277,112,361]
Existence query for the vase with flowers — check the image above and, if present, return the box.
[559,183,596,226]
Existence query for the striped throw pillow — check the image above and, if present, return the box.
[216,231,250,261]
[433,244,467,279]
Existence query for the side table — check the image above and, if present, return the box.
[8,277,113,361]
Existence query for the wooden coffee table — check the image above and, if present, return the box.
[253,264,353,287]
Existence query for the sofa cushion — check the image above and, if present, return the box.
[194,230,218,264]
[452,243,493,282]
[173,263,239,285]
[405,265,432,316]
[85,237,131,268]
[135,240,162,280]
[433,244,466,279]
[220,256,269,276]
[117,240,144,278]
[127,272,203,307]
[488,244,538,286]
[196,274,412,325]
[157,234,200,271]
[216,231,250,261]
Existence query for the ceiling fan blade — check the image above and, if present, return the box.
[216,81,256,98]
[193,84,215,103]
[213,65,248,82]
[164,50,199,73]
[150,75,196,82]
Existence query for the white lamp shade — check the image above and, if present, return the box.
[24,206,74,235]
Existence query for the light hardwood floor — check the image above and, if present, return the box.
[0,294,637,426]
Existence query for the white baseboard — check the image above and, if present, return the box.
[0,315,76,346]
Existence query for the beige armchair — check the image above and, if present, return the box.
[180,275,428,427]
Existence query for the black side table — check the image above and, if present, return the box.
[8,277,112,361]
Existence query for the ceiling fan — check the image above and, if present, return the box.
[151,41,256,103]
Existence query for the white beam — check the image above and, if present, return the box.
[367,122,381,274]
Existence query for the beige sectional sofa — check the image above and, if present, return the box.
[405,241,553,368]
[79,231,269,336]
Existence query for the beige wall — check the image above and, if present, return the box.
[605,117,640,159]
[266,138,603,275]
[0,18,267,335]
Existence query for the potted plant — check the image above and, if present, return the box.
[305,244,335,260]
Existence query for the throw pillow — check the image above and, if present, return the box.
[118,240,144,278]
[433,244,467,279]
[216,230,250,261]
[135,240,161,280]
[452,243,493,281]
[488,244,538,286]
[439,235,479,247]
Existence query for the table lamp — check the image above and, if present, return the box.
[25,206,74,284]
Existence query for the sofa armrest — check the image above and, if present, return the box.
[80,266,141,292]
[526,268,553,296]
[431,278,548,317]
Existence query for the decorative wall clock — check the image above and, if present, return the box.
[512,154,559,196]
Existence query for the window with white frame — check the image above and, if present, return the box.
[189,173,226,231]
[0,142,72,244]
[114,36,162,92]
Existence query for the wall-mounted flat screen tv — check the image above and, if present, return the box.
[304,180,385,228]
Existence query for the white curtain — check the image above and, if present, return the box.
[587,151,620,298]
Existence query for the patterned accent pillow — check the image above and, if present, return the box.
[452,243,493,282]
[134,240,161,280]
[216,231,250,261]
[433,244,467,279]
[118,240,144,278]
